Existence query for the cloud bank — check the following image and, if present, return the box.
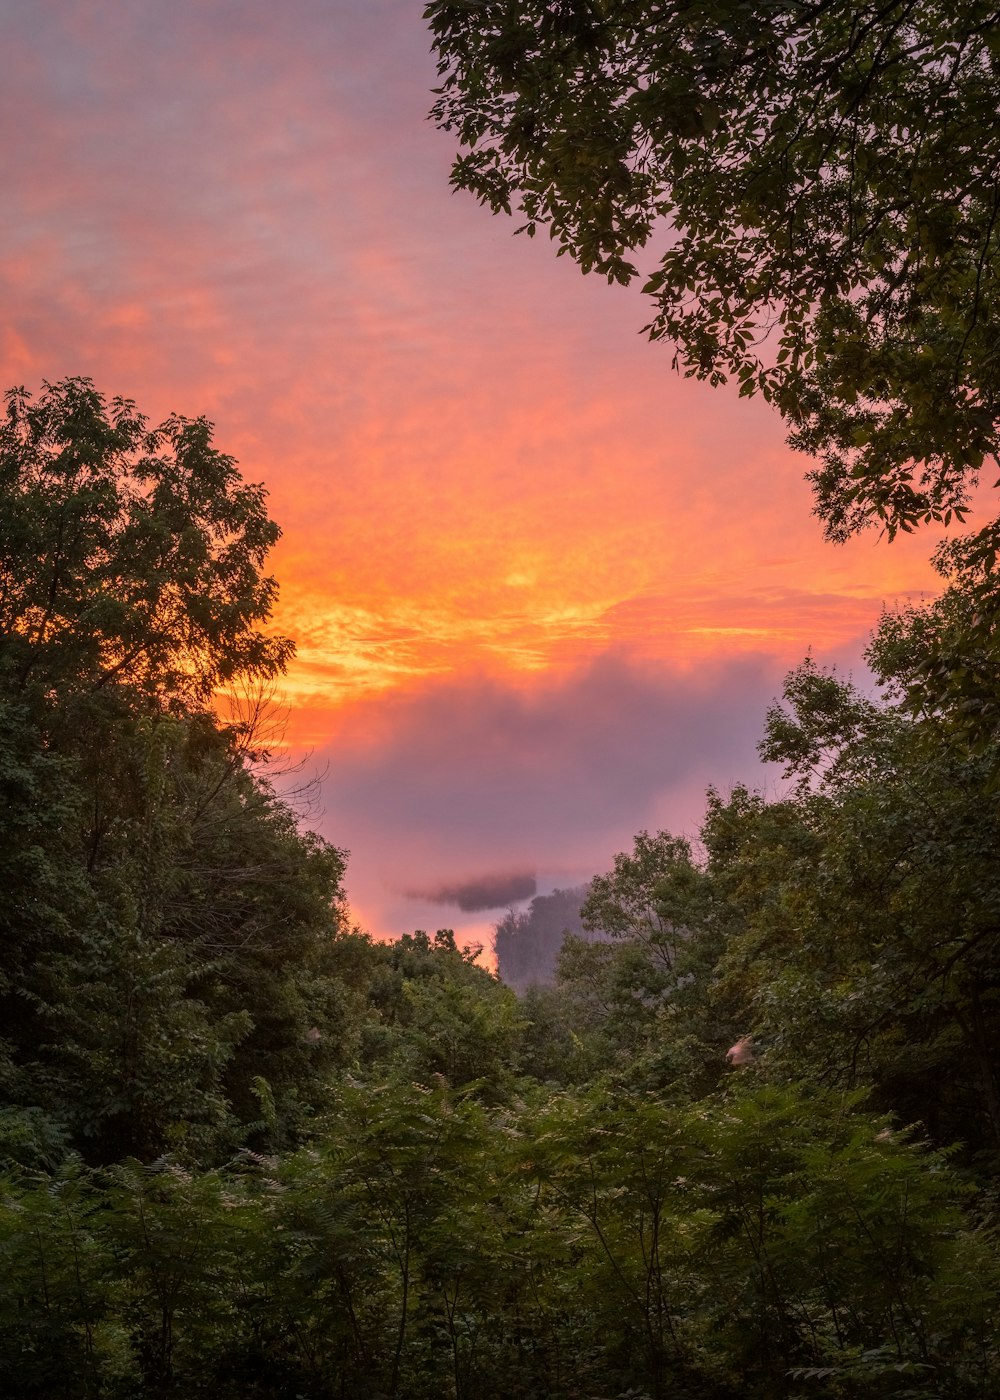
[310,646,800,940]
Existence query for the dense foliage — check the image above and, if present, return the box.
[426,0,1000,545]
[3,380,1000,1396]
[425,1,1000,746]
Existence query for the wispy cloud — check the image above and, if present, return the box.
[1,1,962,951]
[406,873,538,913]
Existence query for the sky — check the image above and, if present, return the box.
[1,0,963,954]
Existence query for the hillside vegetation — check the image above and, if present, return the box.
[2,379,1000,1398]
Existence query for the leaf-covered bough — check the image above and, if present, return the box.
[427,1,1000,733]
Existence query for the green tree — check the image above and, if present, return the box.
[706,650,1000,1157]
[533,831,726,1090]
[360,931,525,1096]
[517,1080,997,1398]
[0,377,291,705]
[0,379,352,1164]
[427,1,1000,544]
[582,829,705,957]
[867,531,1000,750]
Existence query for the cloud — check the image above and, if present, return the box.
[406,871,538,912]
[308,646,793,939]
[3,0,958,964]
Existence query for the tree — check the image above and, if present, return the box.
[427,1,1000,543]
[0,379,352,1164]
[582,829,701,952]
[706,649,1000,1156]
[868,529,1000,748]
[360,930,525,1095]
[0,377,291,706]
[26,711,353,1163]
[492,885,591,991]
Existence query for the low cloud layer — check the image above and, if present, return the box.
[406,872,538,912]
[309,646,825,940]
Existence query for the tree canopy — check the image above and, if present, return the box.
[0,379,350,1164]
[0,377,292,706]
[427,0,1000,543]
[5,378,1000,1394]
[2,577,1000,1397]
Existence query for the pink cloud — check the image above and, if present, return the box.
[2,1,976,953]
[304,647,789,939]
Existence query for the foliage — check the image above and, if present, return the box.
[427,0,1000,546]
[492,885,593,991]
[707,651,1000,1160]
[4,380,1000,1395]
[0,377,291,705]
[865,534,1000,751]
[424,2,1000,752]
[359,930,526,1096]
[2,1081,995,1399]
[0,381,351,1164]
[532,831,728,1093]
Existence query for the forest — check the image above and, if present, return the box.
[5,0,1000,1396]
[2,378,999,1398]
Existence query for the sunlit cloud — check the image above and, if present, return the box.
[1,0,971,944]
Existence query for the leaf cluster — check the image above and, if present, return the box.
[427,1,1000,542]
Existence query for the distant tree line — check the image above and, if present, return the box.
[492,886,595,991]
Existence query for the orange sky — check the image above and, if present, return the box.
[1,1,975,950]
